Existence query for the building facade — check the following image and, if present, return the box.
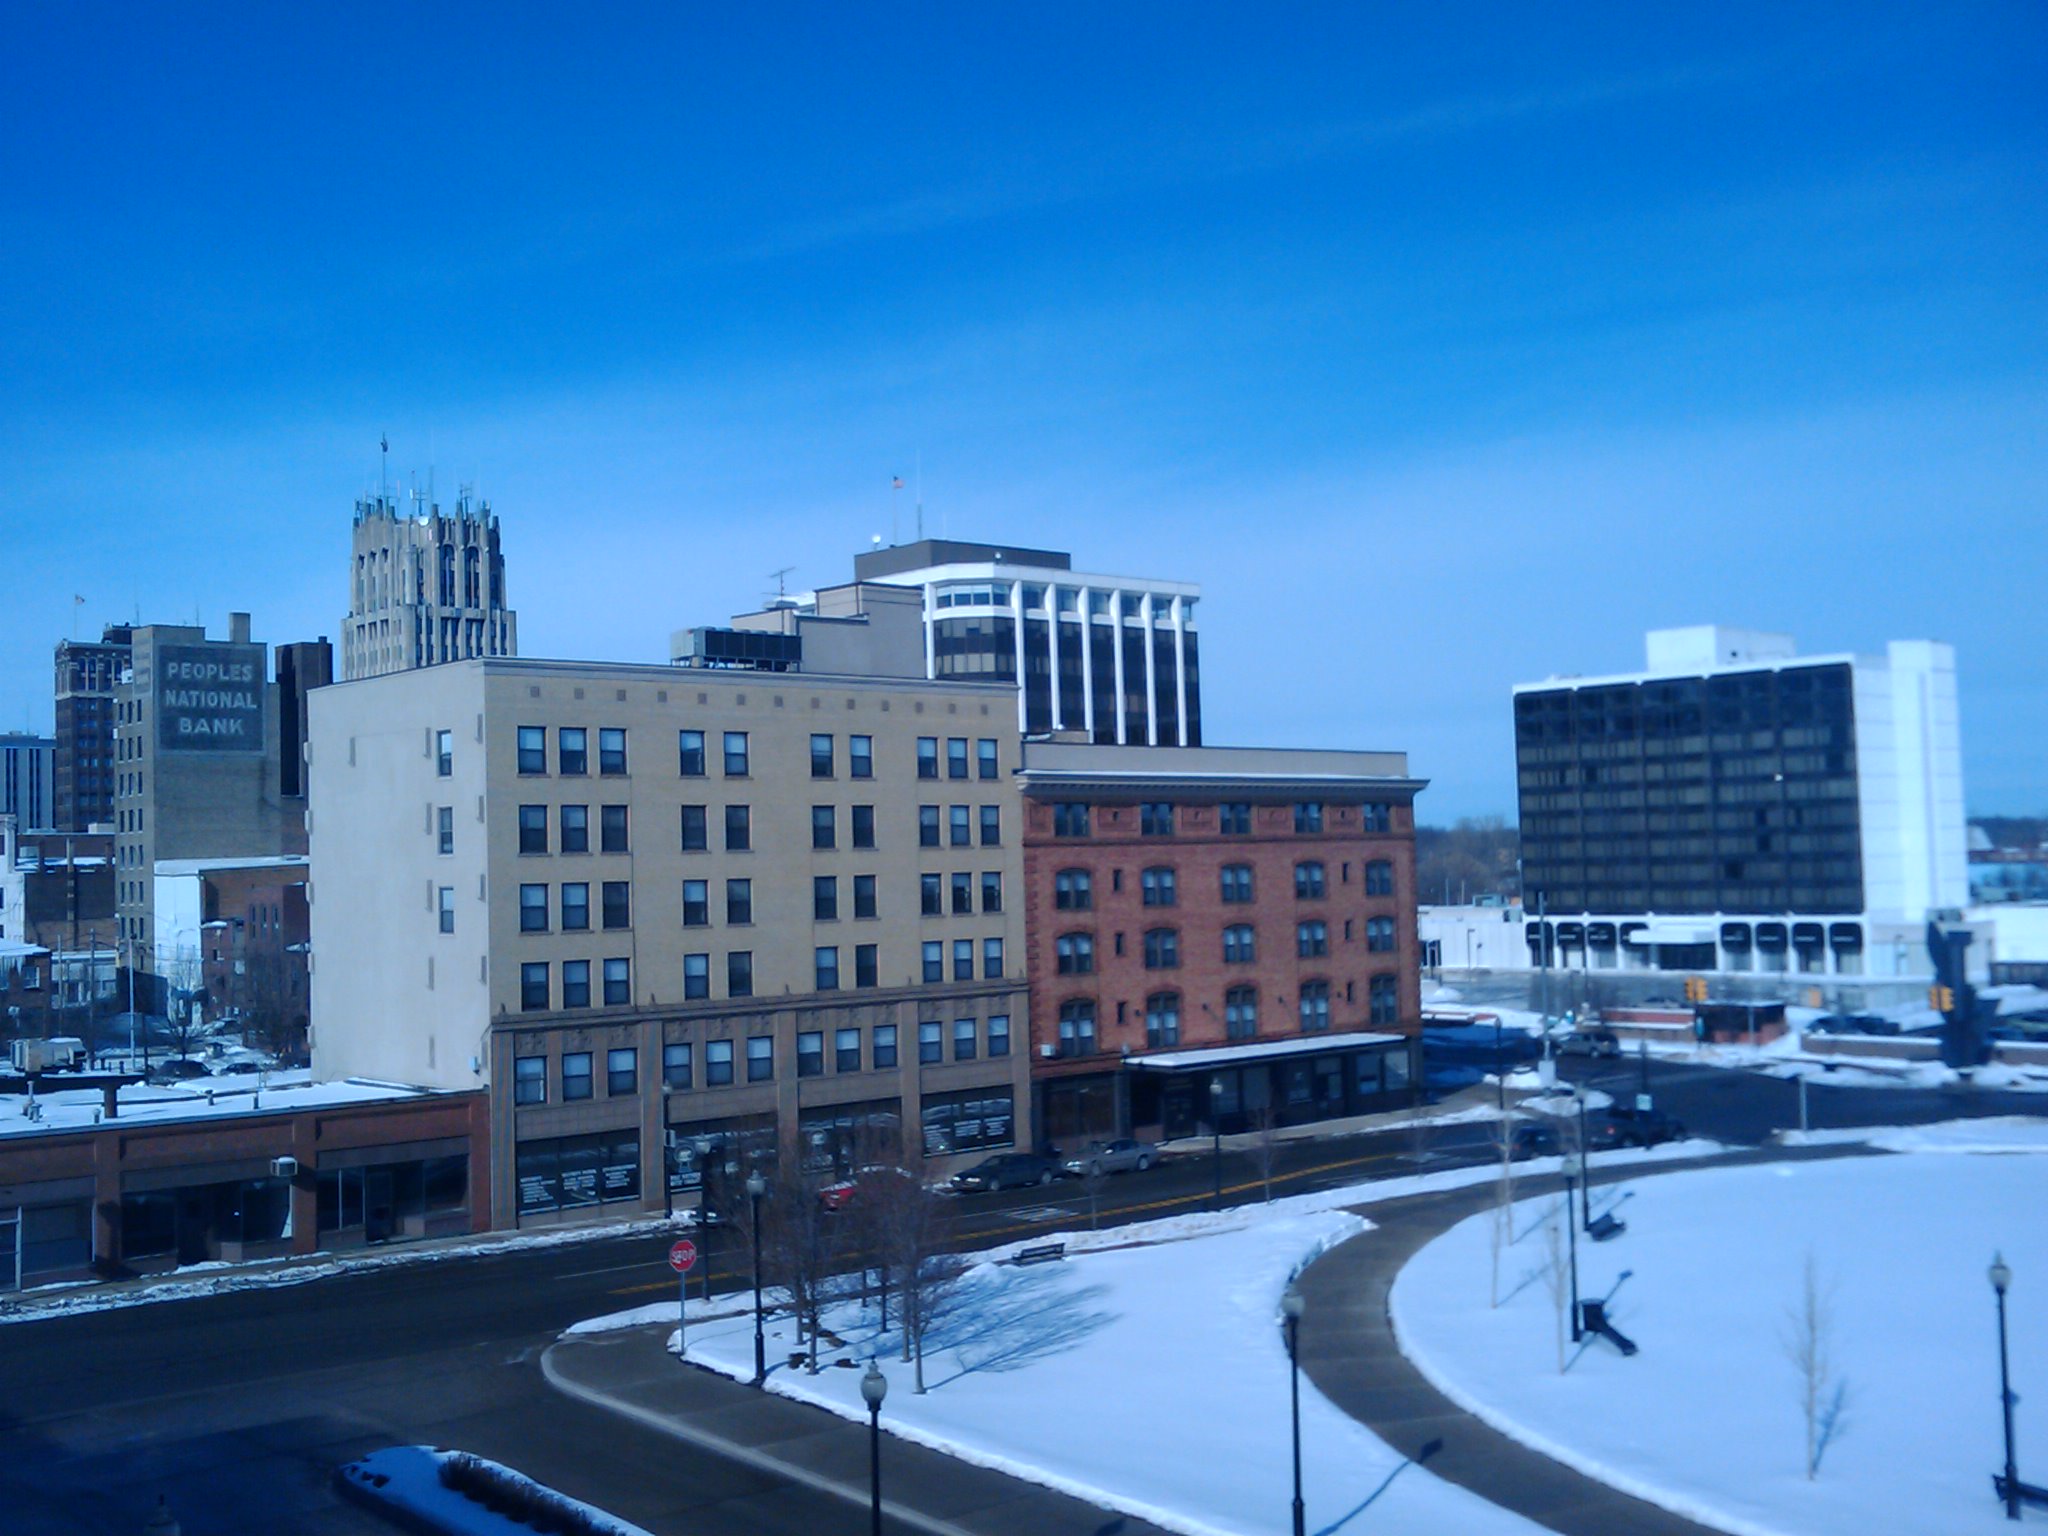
[1017,742,1426,1144]
[0,735,55,830]
[343,491,517,680]
[53,624,131,832]
[308,655,1033,1228]
[1514,626,1967,978]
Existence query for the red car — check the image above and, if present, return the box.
[817,1166,918,1213]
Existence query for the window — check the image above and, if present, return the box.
[1366,859,1395,896]
[746,1037,773,1081]
[873,1024,898,1068]
[797,1031,824,1077]
[518,804,548,854]
[1145,992,1181,1048]
[559,728,588,776]
[722,731,750,777]
[727,951,753,997]
[977,739,999,780]
[603,958,630,1005]
[663,1042,692,1089]
[1299,981,1331,1032]
[953,1018,977,1059]
[678,729,706,776]
[683,879,709,926]
[812,805,836,850]
[684,952,709,999]
[518,726,546,774]
[436,729,453,777]
[1054,802,1090,837]
[980,871,1002,913]
[521,962,549,1011]
[1140,802,1174,836]
[1221,864,1254,902]
[917,737,939,779]
[814,875,838,921]
[1297,920,1328,958]
[949,805,970,847]
[922,941,943,983]
[514,1055,546,1104]
[810,734,834,778]
[602,882,631,930]
[1058,1000,1096,1057]
[608,1047,637,1094]
[561,804,589,853]
[1056,932,1094,975]
[706,1039,734,1086]
[1294,802,1324,833]
[982,937,1004,978]
[1295,861,1327,899]
[952,939,973,981]
[1362,803,1391,833]
[600,804,628,853]
[947,738,969,779]
[949,871,973,915]
[988,1014,1010,1057]
[436,885,455,933]
[1054,869,1092,910]
[1141,867,1177,906]
[849,735,873,779]
[979,804,1001,846]
[920,874,943,916]
[919,805,940,847]
[724,804,750,851]
[919,1021,943,1063]
[563,1051,594,1100]
[1224,924,1256,963]
[1225,986,1258,1039]
[598,728,627,775]
[520,883,549,932]
[1218,802,1251,835]
[855,943,878,987]
[680,805,707,851]
[726,878,752,925]
[815,946,840,990]
[437,806,454,855]
[1370,973,1400,1025]
[851,804,875,848]
[560,882,589,931]
[1143,928,1180,969]
[835,1028,861,1072]
[1367,916,1396,952]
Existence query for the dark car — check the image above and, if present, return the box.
[950,1153,1056,1193]
[1509,1121,1562,1159]
[1587,1104,1687,1149]
[1847,1013,1901,1036]
[1555,1028,1620,1059]
[148,1058,210,1083]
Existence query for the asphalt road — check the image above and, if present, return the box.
[1,1061,2038,1534]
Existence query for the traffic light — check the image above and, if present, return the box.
[1683,975,1707,1004]
[1929,984,1955,1014]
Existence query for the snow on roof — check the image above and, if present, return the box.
[154,855,309,876]
[0,1070,444,1139]
[1128,1031,1403,1071]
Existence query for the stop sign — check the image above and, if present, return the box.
[667,1238,699,1273]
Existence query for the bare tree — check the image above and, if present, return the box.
[761,1161,846,1374]
[871,1165,967,1393]
[1489,1114,1517,1308]
[1782,1253,1850,1478]
[1249,1107,1284,1203]
[1541,1198,1570,1373]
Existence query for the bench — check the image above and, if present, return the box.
[1587,1213,1627,1242]
[1011,1242,1066,1266]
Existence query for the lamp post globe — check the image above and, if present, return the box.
[862,1359,889,1536]
[1282,1284,1306,1536]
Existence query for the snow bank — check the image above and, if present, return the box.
[336,1446,654,1536]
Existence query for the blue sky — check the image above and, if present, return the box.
[4,3,2043,819]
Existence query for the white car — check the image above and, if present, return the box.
[1060,1138,1157,1177]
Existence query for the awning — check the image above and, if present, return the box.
[1622,920,1717,945]
[1125,1032,1403,1074]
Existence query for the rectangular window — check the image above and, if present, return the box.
[520,883,549,932]
[518,726,546,774]
[921,873,942,916]
[684,952,709,999]
[1144,929,1180,969]
[561,804,589,852]
[810,733,834,778]
[663,1042,692,1089]
[1370,973,1400,1025]
[813,875,838,921]
[919,805,940,847]
[563,1051,594,1100]
[1296,861,1327,899]
[1054,802,1090,837]
[746,1036,773,1082]
[1362,803,1391,833]
[683,879,709,926]
[724,804,750,851]
[1225,987,1258,1039]
[607,1046,637,1094]
[437,886,455,933]
[947,737,969,779]
[601,881,631,930]
[949,805,971,847]
[977,738,998,780]
[727,951,753,997]
[1220,803,1252,835]
[726,878,752,925]
[560,881,589,931]
[1366,859,1395,896]
[979,804,1001,846]
[1224,924,1256,963]
[988,1014,1010,1057]
[1054,869,1092,910]
[922,940,943,983]
[723,731,749,776]
[1140,802,1174,836]
[678,729,706,776]
[873,1024,898,1068]
[559,727,588,776]
[919,1021,942,1063]
[1297,920,1329,958]
[680,804,707,851]
[521,962,549,1011]
[855,943,878,988]
[436,729,453,777]
[917,737,939,779]
[811,804,836,850]
[815,946,840,990]
[951,871,973,915]
[851,804,875,848]
[515,1054,546,1104]
[835,1027,861,1071]
[1142,867,1177,906]
[980,871,1002,913]
[518,804,548,854]
[853,874,877,919]
[797,1030,824,1077]
[1299,981,1331,1032]
[952,938,973,981]
[599,728,627,775]
[953,1018,977,1060]
[849,735,873,779]
[603,957,630,1005]
[600,804,629,853]
[706,1039,734,1086]
[982,936,1004,978]
[1221,864,1253,902]
[437,806,454,855]
[1056,932,1094,974]
[1294,802,1324,833]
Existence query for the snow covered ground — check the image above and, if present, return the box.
[1393,1140,2048,1536]
[338,1445,653,1536]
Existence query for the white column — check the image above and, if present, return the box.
[1079,587,1096,739]
[922,583,937,680]
[1110,589,1128,745]
[1141,594,1159,746]
[1010,580,1028,735]
[1047,588,1063,731]
[1171,596,1189,747]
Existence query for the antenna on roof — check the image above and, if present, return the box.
[379,433,389,502]
[915,449,924,542]
[769,566,796,599]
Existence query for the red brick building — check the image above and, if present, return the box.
[1017,742,1426,1145]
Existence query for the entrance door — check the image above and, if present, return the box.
[0,1212,17,1291]
[177,1194,210,1266]
[365,1168,396,1243]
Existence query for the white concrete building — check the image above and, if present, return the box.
[343,489,517,680]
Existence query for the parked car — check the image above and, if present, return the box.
[1060,1138,1157,1178]
[950,1152,1056,1192]
[1555,1027,1620,1059]
[1509,1121,1562,1159]
[1587,1104,1687,1149]
[817,1166,918,1213]
[147,1058,210,1083]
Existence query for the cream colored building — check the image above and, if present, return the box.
[308,654,1030,1227]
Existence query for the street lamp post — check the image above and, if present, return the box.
[1210,1076,1225,1212]
[747,1169,767,1387]
[1992,1253,2019,1520]
[1561,1151,1583,1343]
[861,1359,888,1536]
[1575,1095,1592,1232]
[1494,1011,1506,1113]
[1282,1285,1307,1536]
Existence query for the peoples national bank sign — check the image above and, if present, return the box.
[155,643,266,754]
